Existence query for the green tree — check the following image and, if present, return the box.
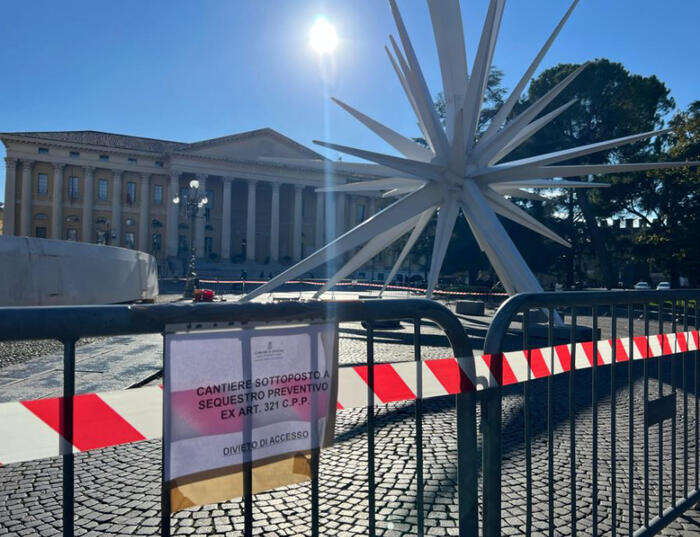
[514,59,676,287]
[600,102,699,286]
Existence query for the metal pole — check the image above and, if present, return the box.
[184,208,196,299]
[161,333,171,537]
[62,338,76,537]
[481,384,502,537]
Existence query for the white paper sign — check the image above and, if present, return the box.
[164,323,337,481]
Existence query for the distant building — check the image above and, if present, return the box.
[1,129,386,266]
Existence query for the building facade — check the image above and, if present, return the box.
[1,129,395,272]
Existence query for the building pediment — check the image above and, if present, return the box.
[176,128,324,161]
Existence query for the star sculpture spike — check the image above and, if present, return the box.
[241,0,699,303]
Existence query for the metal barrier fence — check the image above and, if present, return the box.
[481,290,700,537]
[0,299,477,537]
[2,291,699,536]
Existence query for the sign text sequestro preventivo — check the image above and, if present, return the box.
[195,371,331,418]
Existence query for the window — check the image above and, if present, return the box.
[204,236,213,256]
[126,182,136,204]
[355,204,366,224]
[68,177,80,200]
[204,189,214,222]
[70,151,80,159]
[152,232,162,253]
[99,155,109,162]
[98,179,108,201]
[37,173,48,194]
[35,213,48,220]
[35,226,47,238]
[125,232,135,249]
[178,234,188,254]
[128,157,137,164]
[38,147,49,154]
[66,229,78,241]
[180,187,188,206]
[155,161,164,168]
[153,184,163,205]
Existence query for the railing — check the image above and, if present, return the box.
[0,299,476,537]
[3,291,699,536]
[481,290,700,537]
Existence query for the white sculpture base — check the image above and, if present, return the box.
[0,236,159,306]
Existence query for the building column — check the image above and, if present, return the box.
[111,169,123,246]
[369,197,377,216]
[3,157,17,236]
[166,172,180,256]
[348,195,355,225]
[51,163,65,239]
[245,179,257,262]
[195,174,207,258]
[335,192,346,238]
[20,159,33,236]
[82,166,94,243]
[221,177,233,260]
[293,185,303,260]
[315,190,324,249]
[139,173,150,252]
[270,182,280,262]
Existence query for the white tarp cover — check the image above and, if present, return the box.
[163,323,338,510]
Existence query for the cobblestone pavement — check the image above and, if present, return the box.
[1,296,699,536]
[0,333,163,403]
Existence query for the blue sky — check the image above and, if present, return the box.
[1,0,698,199]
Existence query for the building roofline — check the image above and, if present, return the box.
[1,128,327,160]
[174,127,327,160]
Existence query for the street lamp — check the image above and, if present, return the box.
[173,179,208,299]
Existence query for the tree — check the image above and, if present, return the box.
[514,59,676,287]
[602,102,699,286]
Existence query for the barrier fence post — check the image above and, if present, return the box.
[457,391,478,537]
[61,337,76,537]
[481,386,502,537]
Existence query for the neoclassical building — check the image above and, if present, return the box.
[1,129,396,271]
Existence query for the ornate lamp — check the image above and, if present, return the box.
[173,179,208,299]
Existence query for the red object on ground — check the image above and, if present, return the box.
[193,289,215,302]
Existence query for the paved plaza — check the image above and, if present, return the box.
[1,293,699,536]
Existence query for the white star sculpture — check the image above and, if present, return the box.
[242,0,698,303]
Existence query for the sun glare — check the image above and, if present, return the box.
[309,17,338,54]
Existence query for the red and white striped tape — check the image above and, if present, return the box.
[1,330,696,465]
[196,279,508,297]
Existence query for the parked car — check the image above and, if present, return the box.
[634,281,650,290]
[656,281,671,290]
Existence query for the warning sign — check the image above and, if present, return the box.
[163,323,338,510]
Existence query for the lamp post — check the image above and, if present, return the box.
[173,179,208,299]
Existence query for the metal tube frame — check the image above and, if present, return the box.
[0,298,475,537]
[481,289,700,537]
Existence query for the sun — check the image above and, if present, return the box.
[309,16,338,55]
